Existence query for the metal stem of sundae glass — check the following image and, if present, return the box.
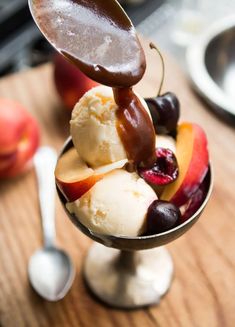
[115,250,137,273]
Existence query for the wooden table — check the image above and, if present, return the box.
[0,41,235,327]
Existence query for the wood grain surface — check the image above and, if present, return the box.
[0,40,235,327]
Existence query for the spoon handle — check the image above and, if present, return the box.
[34,146,58,248]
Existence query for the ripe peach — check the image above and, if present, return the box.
[53,54,99,111]
[0,99,40,179]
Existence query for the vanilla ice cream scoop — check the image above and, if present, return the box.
[70,86,150,168]
[66,169,157,237]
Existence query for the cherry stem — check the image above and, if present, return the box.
[149,42,165,97]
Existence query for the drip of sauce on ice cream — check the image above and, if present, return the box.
[113,88,155,166]
[32,0,155,165]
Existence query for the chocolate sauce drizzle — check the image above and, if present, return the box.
[33,0,156,166]
[113,87,155,166]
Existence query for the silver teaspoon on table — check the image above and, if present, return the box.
[28,146,75,301]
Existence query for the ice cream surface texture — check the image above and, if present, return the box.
[155,135,176,154]
[67,169,157,236]
[70,86,150,168]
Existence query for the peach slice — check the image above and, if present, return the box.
[94,159,128,175]
[55,147,127,201]
[161,122,209,206]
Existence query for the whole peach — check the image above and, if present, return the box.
[0,99,40,178]
[53,54,99,111]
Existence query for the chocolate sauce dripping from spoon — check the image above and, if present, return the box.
[114,87,156,167]
[30,0,146,87]
[30,0,156,166]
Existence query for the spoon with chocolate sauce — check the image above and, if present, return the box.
[28,0,156,166]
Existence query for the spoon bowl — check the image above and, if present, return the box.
[28,247,75,301]
[28,0,145,87]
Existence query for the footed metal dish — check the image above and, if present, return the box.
[187,16,235,121]
[57,138,213,308]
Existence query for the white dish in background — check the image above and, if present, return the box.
[187,16,235,121]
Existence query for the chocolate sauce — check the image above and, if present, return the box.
[32,0,156,165]
[114,88,156,166]
[32,0,146,87]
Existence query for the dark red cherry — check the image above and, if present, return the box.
[146,200,181,234]
[138,148,178,186]
[146,92,180,134]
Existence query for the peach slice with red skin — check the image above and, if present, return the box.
[161,122,209,206]
[179,174,208,223]
[55,147,127,201]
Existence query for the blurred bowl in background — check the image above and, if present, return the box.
[187,16,235,121]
